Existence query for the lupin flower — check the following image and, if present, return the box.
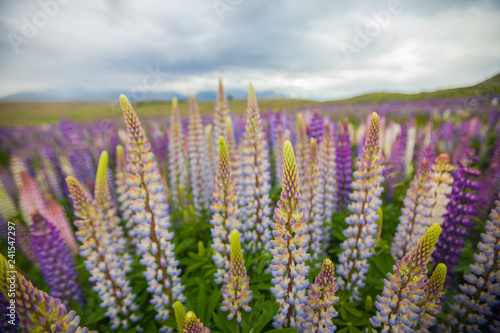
[115,144,133,233]
[66,151,141,330]
[295,113,309,182]
[417,263,447,332]
[269,140,310,329]
[319,121,338,227]
[370,224,442,332]
[479,137,500,213]
[213,78,231,154]
[210,137,242,284]
[391,158,433,259]
[302,138,325,261]
[221,230,252,323]
[188,94,213,212]
[225,116,239,168]
[185,311,210,333]
[174,301,186,332]
[238,84,272,253]
[301,258,339,333]
[432,148,481,285]
[41,151,65,200]
[336,119,352,208]
[19,171,46,225]
[0,177,17,220]
[443,194,500,332]
[337,113,384,301]
[205,124,217,180]
[120,95,185,329]
[384,125,407,202]
[30,213,84,306]
[428,153,454,226]
[45,197,79,255]
[309,110,324,144]
[168,97,189,207]
[274,124,285,182]
[0,253,92,333]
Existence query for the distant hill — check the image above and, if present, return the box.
[332,73,500,105]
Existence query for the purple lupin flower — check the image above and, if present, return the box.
[309,110,324,144]
[185,311,210,333]
[336,119,352,209]
[370,224,442,332]
[431,148,481,285]
[0,293,18,332]
[30,213,84,307]
[479,136,500,213]
[384,125,407,202]
[301,258,339,332]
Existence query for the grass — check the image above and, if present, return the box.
[1,73,498,126]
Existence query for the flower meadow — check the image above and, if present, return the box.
[0,81,500,333]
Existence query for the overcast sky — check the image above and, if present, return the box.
[0,0,499,101]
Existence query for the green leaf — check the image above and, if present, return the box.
[344,304,363,317]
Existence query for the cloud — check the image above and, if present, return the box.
[0,0,499,101]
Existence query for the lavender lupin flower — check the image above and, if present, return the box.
[67,154,141,330]
[432,148,481,285]
[337,112,384,301]
[384,125,407,202]
[417,263,447,332]
[213,78,230,155]
[188,94,213,212]
[269,140,310,329]
[168,97,189,206]
[428,153,454,227]
[309,110,324,144]
[301,258,339,333]
[319,121,338,227]
[221,229,252,323]
[296,114,309,182]
[185,311,210,333]
[120,94,185,329]
[0,253,92,333]
[370,224,442,332]
[30,213,84,307]
[443,193,500,332]
[225,116,239,169]
[391,158,433,260]
[0,293,18,332]
[210,137,242,284]
[336,119,352,208]
[275,124,285,183]
[302,138,325,261]
[205,124,217,181]
[238,84,272,253]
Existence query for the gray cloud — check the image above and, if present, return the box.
[0,0,499,100]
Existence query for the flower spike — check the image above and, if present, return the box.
[418,263,447,332]
[211,136,242,284]
[120,94,185,330]
[336,119,352,208]
[221,230,252,323]
[168,97,189,206]
[213,78,231,154]
[185,311,210,333]
[337,112,384,301]
[174,301,186,332]
[370,224,442,332]
[302,258,339,332]
[269,140,310,329]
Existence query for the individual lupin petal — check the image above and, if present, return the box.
[174,301,186,332]
[336,119,352,208]
[238,84,272,254]
[168,97,189,207]
[188,94,213,212]
[221,230,252,323]
[185,311,210,333]
[269,140,310,329]
[391,158,433,259]
[30,213,84,307]
[301,258,339,332]
[370,224,441,332]
[119,95,185,329]
[417,264,447,332]
[210,137,242,284]
[0,253,92,333]
[337,113,384,301]
[441,193,500,331]
[432,149,480,285]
